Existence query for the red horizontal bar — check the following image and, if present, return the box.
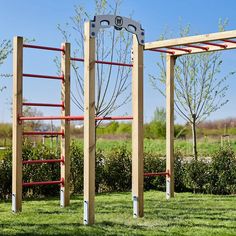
[23,73,64,81]
[144,172,170,177]
[70,57,133,67]
[149,49,175,55]
[185,44,209,51]
[168,47,192,53]
[23,102,64,108]
[23,159,64,164]
[202,42,227,48]
[96,116,133,121]
[222,39,236,44]
[23,131,64,136]
[23,44,64,52]
[19,115,133,121]
[23,179,64,187]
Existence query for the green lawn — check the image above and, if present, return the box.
[1,191,236,235]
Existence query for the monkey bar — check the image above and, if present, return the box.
[144,28,236,202]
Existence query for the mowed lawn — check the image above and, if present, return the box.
[1,191,236,235]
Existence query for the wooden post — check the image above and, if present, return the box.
[166,55,175,199]
[132,35,144,218]
[83,21,96,225]
[60,42,71,207]
[12,36,23,213]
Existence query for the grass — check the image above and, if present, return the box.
[1,191,236,235]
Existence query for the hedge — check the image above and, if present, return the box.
[0,141,236,199]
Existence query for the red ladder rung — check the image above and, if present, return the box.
[22,102,64,108]
[144,172,170,177]
[23,73,64,81]
[23,131,64,136]
[23,179,64,187]
[23,158,64,165]
[23,44,64,52]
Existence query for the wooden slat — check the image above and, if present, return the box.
[12,36,23,213]
[83,21,96,225]
[166,55,175,199]
[60,42,71,207]
[173,42,236,56]
[132,35,144,218]
[144,30,236,50]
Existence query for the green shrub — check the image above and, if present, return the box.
[209,146,236,194]
[183,159,210,193]
[102,144,131,192]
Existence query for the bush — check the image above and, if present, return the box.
[1,141,236,200]
[209,146,236,194]
[102,144,131,192]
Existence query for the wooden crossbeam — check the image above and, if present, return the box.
[144,30,236,50]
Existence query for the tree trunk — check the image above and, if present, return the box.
[191,114,198,160]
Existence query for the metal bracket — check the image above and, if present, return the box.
[133,195,138,218]
[90,15,145,45]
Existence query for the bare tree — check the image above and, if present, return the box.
[0,39,12,91]
[150,24,234,160]
[56,0,132,122]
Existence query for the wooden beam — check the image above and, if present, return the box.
[173,42,236,56]
[144,29,236,50]
[12,36,23,213]
[60,42,71,207]
[132,35,144,218]
[83,21,96,225]
[166,55,175,200]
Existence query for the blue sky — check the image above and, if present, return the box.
[1,0,236,124]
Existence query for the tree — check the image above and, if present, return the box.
[150,23,234,160]
[56,0,132,122]
[0,39,12,91]
[152,107,166,123]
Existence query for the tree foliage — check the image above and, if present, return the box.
[150,23,235,159]
[57,0,132,119]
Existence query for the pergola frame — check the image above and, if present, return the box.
[144,30,236,198]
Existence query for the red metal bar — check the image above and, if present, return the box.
[22,102,64,108]
[96,116,133,121]
[149,49,175,55]
[23,131,64,136]
[168,47,192,53]
[185,44,209,51]
[70,57,84,62]
[23,44,64,52]
[19,115,133,121]
[71,57,133,67]
[23,159,64,164]
[23,73,64,81]
[23,179,64,187]
[144,172,170,177]
[222,39,236,44]
[202,42,227,48]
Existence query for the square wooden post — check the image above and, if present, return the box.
[12,36,23,213]
[60,42,71,207]
[166,55,175,199]
[132,35,144,218]
[83,21,96,225]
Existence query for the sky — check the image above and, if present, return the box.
[1,0,236,124]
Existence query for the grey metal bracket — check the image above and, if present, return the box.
[90,15,145,45]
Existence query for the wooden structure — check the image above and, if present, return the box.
[83,16,144,224]
[12,15,236,225]
[12,37,70,212]
[144,29,236,199]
